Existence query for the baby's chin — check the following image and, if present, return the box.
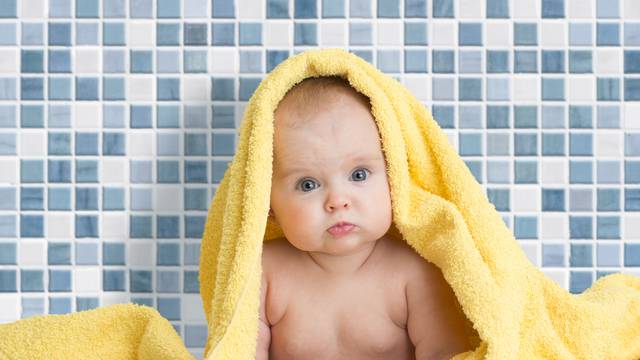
[293,234,379,256]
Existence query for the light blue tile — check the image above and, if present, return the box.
[130,0,152,17]
[405,0,426,17]
[0,78,17,100]
[157,78,180,101]
[0,105,16,127]
[487,78,510,100]
[625,23,640,46]
[184,270,199,293]
[349,0,370,17]
[570,215,593,239]
[514,106,537,128]
[130,160,153,182]
[0,216,16,237]
[597,0,618,18]
[158,105,180,128]
[131,50,153,73]
[0,24,16,45]
[75,132,99,155]
[0,0,16,17]
[569,50,592,73]
[103,49,126,73]
[377,0,399,18]
[542,78,564,101]
[569,105,592,128]
[626,161,640,185]
[569,23,592,46]
[459,23,482,46]
[322,0,344,17]
[432,50,454,73]
[157,161,181,183]
[514,133,537,155]
[487,160,509,183]
[486,134,509,156]
[157,270,180,293]
[487,0,508,18]
[49,297,72,314]
[184,50,208,73]
[431,78,454,100]
[487,106,509,128]
[184,243,200,265]
[542,244,565,267]
[104,0,126,17]
[48,242,71,265]
[487,50,509,73]
[0,188,16,210]
[570,244,592,267]
[75,242,98,265]
[157,50,180,73]
[570,160,593,184]
[459,50,482,73]
[514,216,537,239]
[514,50,537,73]
[50,0,72,18]
[49,23,71,46]
[48,187,71,211]
[75,77,99,101]
[377,50,400,73]
[404,22,427,45]
[185,325,207,347]
[239,22,262,45]
[211,22,234,45]
[158,0,181,17]
[211,133,235,155]
[597,244,620,266]
[514,160,537,183]
[22,23,44,45]
[130,105,152,128]
[21,160,44,183]
[21,298,44,318]
[294,22,317,45]
[0,133,16,155]
[597,216,620,239]
[130,188,152,210]
[76,0,99,18]
[239,50,263,73]
[597,160,620,184]
[103,22,125,46]
[514,23,536,45]
[212,105,235,129]
[268,0,289,18]
[49,270,71,292]
[157,133,180,156]
[21,104,44,127]
[458,133,482,156]
[103,77,125,101]
[157,23,181,46]
[48,77,72,100]
[597,188,620,211]
[103,187,124,211]
[597,23,619,46]
[76,297,99,311]
[542,133,565,156]
[459,78,482,101]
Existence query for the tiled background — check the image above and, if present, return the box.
[1,0,640,357]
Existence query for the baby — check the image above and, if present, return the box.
[257,76,474,359]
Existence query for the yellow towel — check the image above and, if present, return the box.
[1,47,640,360]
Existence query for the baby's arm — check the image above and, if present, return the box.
[406,259,472,360]
[256,264,271,359]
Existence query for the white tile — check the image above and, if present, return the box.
[74,268,101,293]
[101,159,127,183]
[128,22,155,46]
[0,49,18,73]
[47,213,73,238]
[568,0,593,18]
[19,240,45,266]
[183,77,209,101]
[596,133,622,156]
[128,76,155,101]
[445,131,456,148]
[542,270,567,289]
[624,0,640,19]
[102,293,131,306]
[430,21,455,46]
[20,131,45,156]
[541,159,566,184]
[210,48,236,73]
[567,77,595,101]
[513,0,538,18]
[265,22,291,47]
[320,22,346,46]
[624,215,640,239]
[21,0,45,18]
[511,186,540,212]
[485,22,510,47]
[74,103,101,128]
[128,132,154,156]
[457,0,483,18]
[75,49,101,73]
[0,159,17,184]
[403,76,430,101]
[0,295,19,322]
[102,214,128,239]
[595,49,621,74]
[541,215,567,239]
[238,0,264,19]
[624,104,640,129]
[155,187,182,211]
[541,22,566,47]
[182,294,206,321]
[519,242,539,266]
[513,77,538,101]
[129,242,155,266]
[376,21,403,46]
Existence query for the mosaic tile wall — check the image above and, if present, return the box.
[1,0,640,356]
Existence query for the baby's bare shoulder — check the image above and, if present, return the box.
[262,237,303,274]
[380,237,440,279]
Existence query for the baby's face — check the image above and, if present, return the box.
[270,93,393,256]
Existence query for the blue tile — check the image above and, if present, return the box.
[49,297,72,314]
[103,270,126,291]
[185,325,207,347]
[76,160,98,183]
[569,50,592,74]
[0,24,16,45]
[459,133,483,156]
[157,23,181,46]
[0,105,16,127]
[626,188,640,209]
[487,50,509,73]
[514,23,536,45]
[20,187,44,210]
[514,106,537,128]
[0,0,16,17]
[103,22,125,46]
[625,78,640,101]
[625,51,640,73]
[212,0,235,17]
[184,50,208,73]
[597,160,620,184]
[184,106,207,128]
[569,106,592,128]
[103,132,126,155]
[598,188,620,211]
[184,188,208,210]
[295,0,317,18]
[184,243,200,265]
[157,133,180,156]
[130,105,152,128]
[185,160,208,183]
[75,77,99,101]
[542,133,564,156]
[158,0,180,17]
[76,0,99,18]
[266,50,289,72]
[211,159,230,183]
[21,50,44,73]
[626,161,640,184]
[103,104,126,128]
[405,0,426,17]
[103,242,125,265]
[0,270,16,291]
[542,244,565,267]
[322,0,344,17]
[570,272,592,294]
[458,78,482,101]
[212,23,234,46]
[569,23,592,46]
[50,0,72,17]
[0,216,16,237]
[597,244,620,267]
[158,243,180,265]
[597,0,618,18]
[184,270,199,293]
[294,22,317,45]
[76,22,99,45]
[433,0,453,17]
[130,270,152,292]
[404,22,427,45]
[21,104,44,128]
[514,50,537,73]
[130,0,153,18]
[238,50,263,73]
[75,132,98,156]
[542,78,564,101]
[103,49,126,73]
[48,242,71,265]
[184,23,208,45]
[432,78,454,101]
[212,105,235,128]
[21,298,44,318]
[49,22,72,45]
[377,0,399,18]
[49,270,71,292]
[212,133,235,156]
[267,0,290,19]
[48,187,71,211]
[487,78,509,101]
[158,160,180,183]
[157,78,180,101]
[104,0,126,17]
[48,77,72,101]
[21,215,43,237]
[0,188,16,210]
[76,187,98,210]
[157,270,180,293]
[103,187,125,211]
[487,188,509,210]
[0,78,17,100]
[542,188,565,211]
[459,50,482,73]
[597,78,620,101]
[130,160,153,183]
[130,188,152,210]
[101,77,124,101]
[459,105,481,128]
[542,50,565,73]
[377,50,401,73]
[487,0,508,18]
[570,244,592,267]
[626,133,640,156]
[185,133,208,156]
[432,50,454,73]
[131,50,153,73]
[239,23,262,45]
[22,23,44,45]
[212,78,235,101]
[514,160,537,184]
[48,105,71,128]
[598,216,620,239]
[542,0,564,18]
[75,214,98,238]
[625,23,640,46]
[76,297,99,311]
[514,133,538,156]
[157,50,180,73]
[459,23,482,46]
[349,0,370,17]
[432,106,454,128]
[0,133,16,155]
[570,160,593,184]
[487,106,509,129]
[157,298,181,320]
[21,160,44,183]
[570,216,593,239]
[486,134,509,156]
[514,216,537,239]
[597,23,619,46]
[21,77,45,100]
[625,244,640,266]
[20,270,43,292]
[130,215,152,238]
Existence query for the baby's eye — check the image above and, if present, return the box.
[351,168,369,181]
[297,179,318,192]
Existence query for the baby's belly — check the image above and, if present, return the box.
[269,312,415,360]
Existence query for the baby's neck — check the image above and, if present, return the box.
[305,239,380,276]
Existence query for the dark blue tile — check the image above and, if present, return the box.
[21,270,43,292]
[76,159,98,183]
[48,242,71,265]
[21,160,44,183]
[515,133,538,155]
[48,132,71,155]
[514,160,537,183]
[20,187,44,210]
[75,215,98,238]
[76,187,98,210]
[625,244,640,266]
[157,243,180,265]
[185,160,208,183]
[294,23,317,45]
[103,242,125,265]
[211,159,230,183]
[625,78,640,101]
[130,270,152,292]
[597,77,620,101]
[157,78,180,100]
[48,22,72,45]
[459,23,482,46]
[103,132,126,155]
[542,188,565,211]
[184,188,208,210]
[75,132,99,155]
[75,77,99,101]
[598,188,620,211]
[102,77,125,101]
[130,215,152,238]
[157,298,180,320]
[158,0,180,18]
[185,215,206,238]
[404,49,428,73]
[432,50,454,73]
[542,133,565,156]
[268,0,289,18]
[212,0,235,17]
[266,50,289,72]
[295,0,317,18]
[542,50,565,73]
[597,216,620,239]
[514,106,537,128]
[514,23,536,45]
[487,0,508,18]
[433,0,453,17]
[184,23,208,45]
[157,23,181,46]
[514,50,537,73]
[185,133,207,156]
[626,161,640,185]
[570,216,593,239]
[184,270,199,293]
[158,160,180,183]
[76,297,99,311]
[487,188,509,211]
[432,106,454,128]
[569,50,592,73]
[377,0,399,18]
[48,160,71,183]
[570,244,592,267]
[103,270,125,291]
[514,216,537,239]
[405,0,426,17]
[458,78,482,101]
[542,0,564,18]
[625,51,640,73]
[487,50,509,73]
[569,106,592,128]
[596,23,619,46]
[21,50,44,73]
[21,215,44,237]
[21,77,44,100]
[130,105,153,128]
[322,0,344,17]
[130,50,153,73]
[486,106,509,128]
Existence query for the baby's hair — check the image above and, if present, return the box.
[274,75,372,129]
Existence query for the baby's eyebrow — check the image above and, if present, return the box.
[277,154,383,177]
